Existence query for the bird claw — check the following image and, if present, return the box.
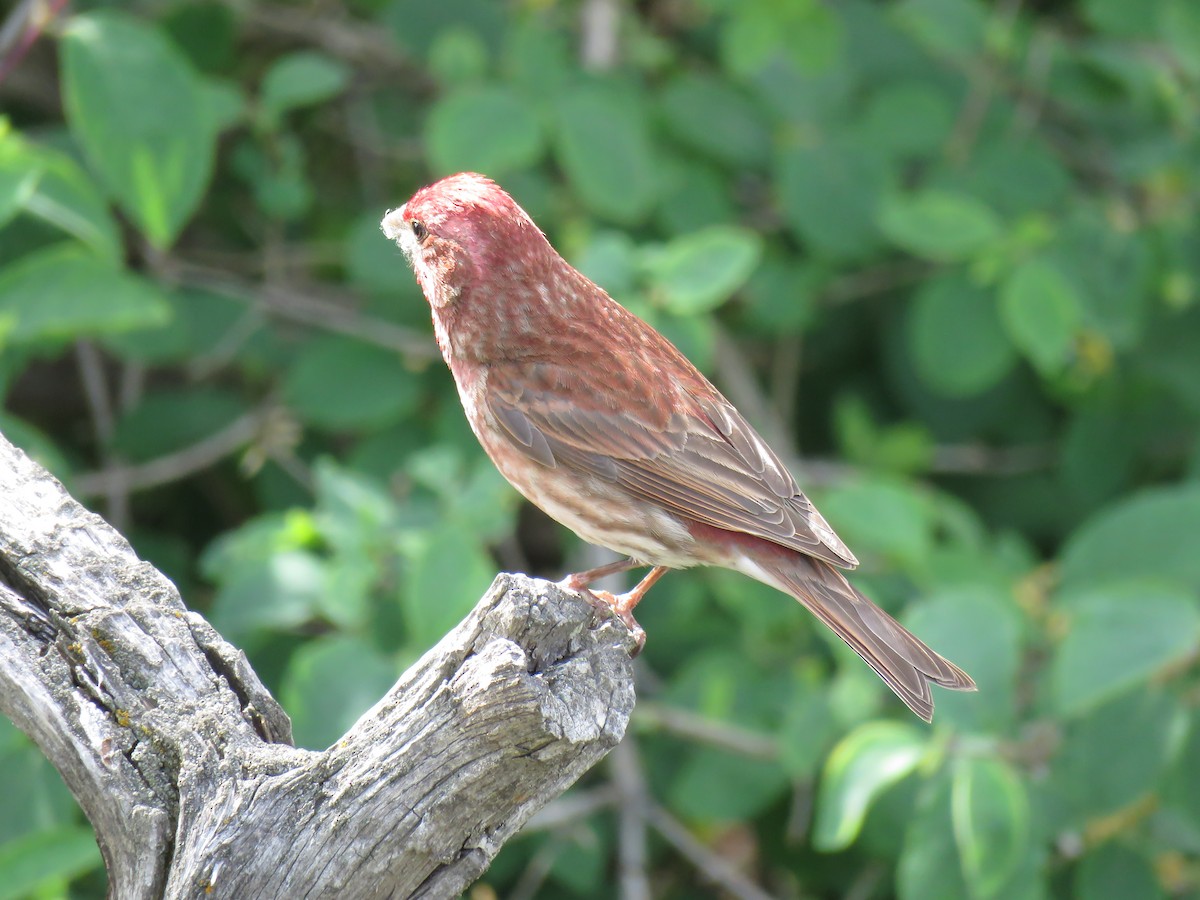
[565,584,647,656]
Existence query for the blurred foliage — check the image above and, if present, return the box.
[1,0,1200,896]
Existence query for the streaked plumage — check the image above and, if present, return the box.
[382,172,975,721]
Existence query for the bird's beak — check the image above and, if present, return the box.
[381,206,416,261]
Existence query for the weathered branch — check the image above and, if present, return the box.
[0,432,637,898]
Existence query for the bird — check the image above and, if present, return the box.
[381,172,975,721]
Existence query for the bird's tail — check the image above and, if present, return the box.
[743,552,975,721]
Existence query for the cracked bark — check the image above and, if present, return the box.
[0,431,637,899]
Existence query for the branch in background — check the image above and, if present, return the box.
[645,803,777,900]
[581,0,620,70]
[712,324,798,459]
[0,431,637,898]
[818,260,931,307]
[930,442,1057,476]
[222,0,426,84]
[611,738,652,900]
[73,340,130,529]
[633,702,779,761]
[172,260,438,362]
[71,405,276,498]
[0,0,68,84]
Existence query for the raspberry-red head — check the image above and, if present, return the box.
[383,172,607,365]
[382,173,552,311]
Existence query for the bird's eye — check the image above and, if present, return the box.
[410,220,428,242]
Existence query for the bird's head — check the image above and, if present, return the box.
[381,172,550,311]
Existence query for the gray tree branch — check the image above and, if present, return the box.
[0,432,637,899]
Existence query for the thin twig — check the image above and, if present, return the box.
[507,839,562,900]
[74,340,131,527]
[817,260,930,306]
[221,0,427,83]
[523,786,617,832]
[769,335,803,434]
[0,0,68,84]
[712,325,797,458]
[171,261,437,361]
[946,0,1023,163]
[72,407,269,497]
[581,0,620,70]
[611,739,651,900]
[930,442,1056,476]
[74,341,115,445]
[633,703,778,761]
[645,803,776,900]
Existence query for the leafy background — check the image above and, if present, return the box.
[2,0,1200,896]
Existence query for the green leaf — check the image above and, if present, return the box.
[1059,485,1200,594]
[892,0,988,58]
[1052,216,1152,350]
[0,244,170,345]
[1160,0,1200,76]
[260,51,350,127]
[16,143,121,262]
[0,827,101,900]
[424,85,544,177]
[1050,689,1184,825]
[101,286,259,365]
[819,476,934,568]
[654,157,738,235]
[952,757,1031,899]
[547,823,609,893]
[855,82,955,161]
[0,131,41,229]
[555,81,657,224]
[1075,844,1164,900]
[658,73,771,167]
[720,0,843,76]
[906,585,1021,733]
[935,139,1073,217]
[208,550,327,644]
[899,772,1046,900]
[878,189,1003,262]
[642,226,762,315]
[777,138,889,259]
[401,524,495,650]
[572,230,638,298]
[284,336,420,431]
[907,271,1016,396]
[669,747,790,821]
[1165,713,1200,833]
[1052,582,1200,717]
[779,690,836,779]
[0,737,82,845]
[62,11,216,248]
[427,27,490,85]
[0,415,72,482]
[112,387,245,460]
[813,721,927,851]
[999,259,1083,374]
[1083,0,1161,36]
[281,635,397,750]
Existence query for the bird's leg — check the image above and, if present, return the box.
[608,565,666,614]
[561,562,669,657]
[559,556,643,590]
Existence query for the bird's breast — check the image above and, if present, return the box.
[463,392,702,569]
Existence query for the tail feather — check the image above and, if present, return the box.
[745,553,976,722]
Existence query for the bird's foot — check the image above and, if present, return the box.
[564,584,647,656]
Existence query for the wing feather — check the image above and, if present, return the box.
[486,358,858,569]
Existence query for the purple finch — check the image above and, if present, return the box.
[382,173,974,721]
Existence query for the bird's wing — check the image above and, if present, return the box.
[485,356,858,569]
